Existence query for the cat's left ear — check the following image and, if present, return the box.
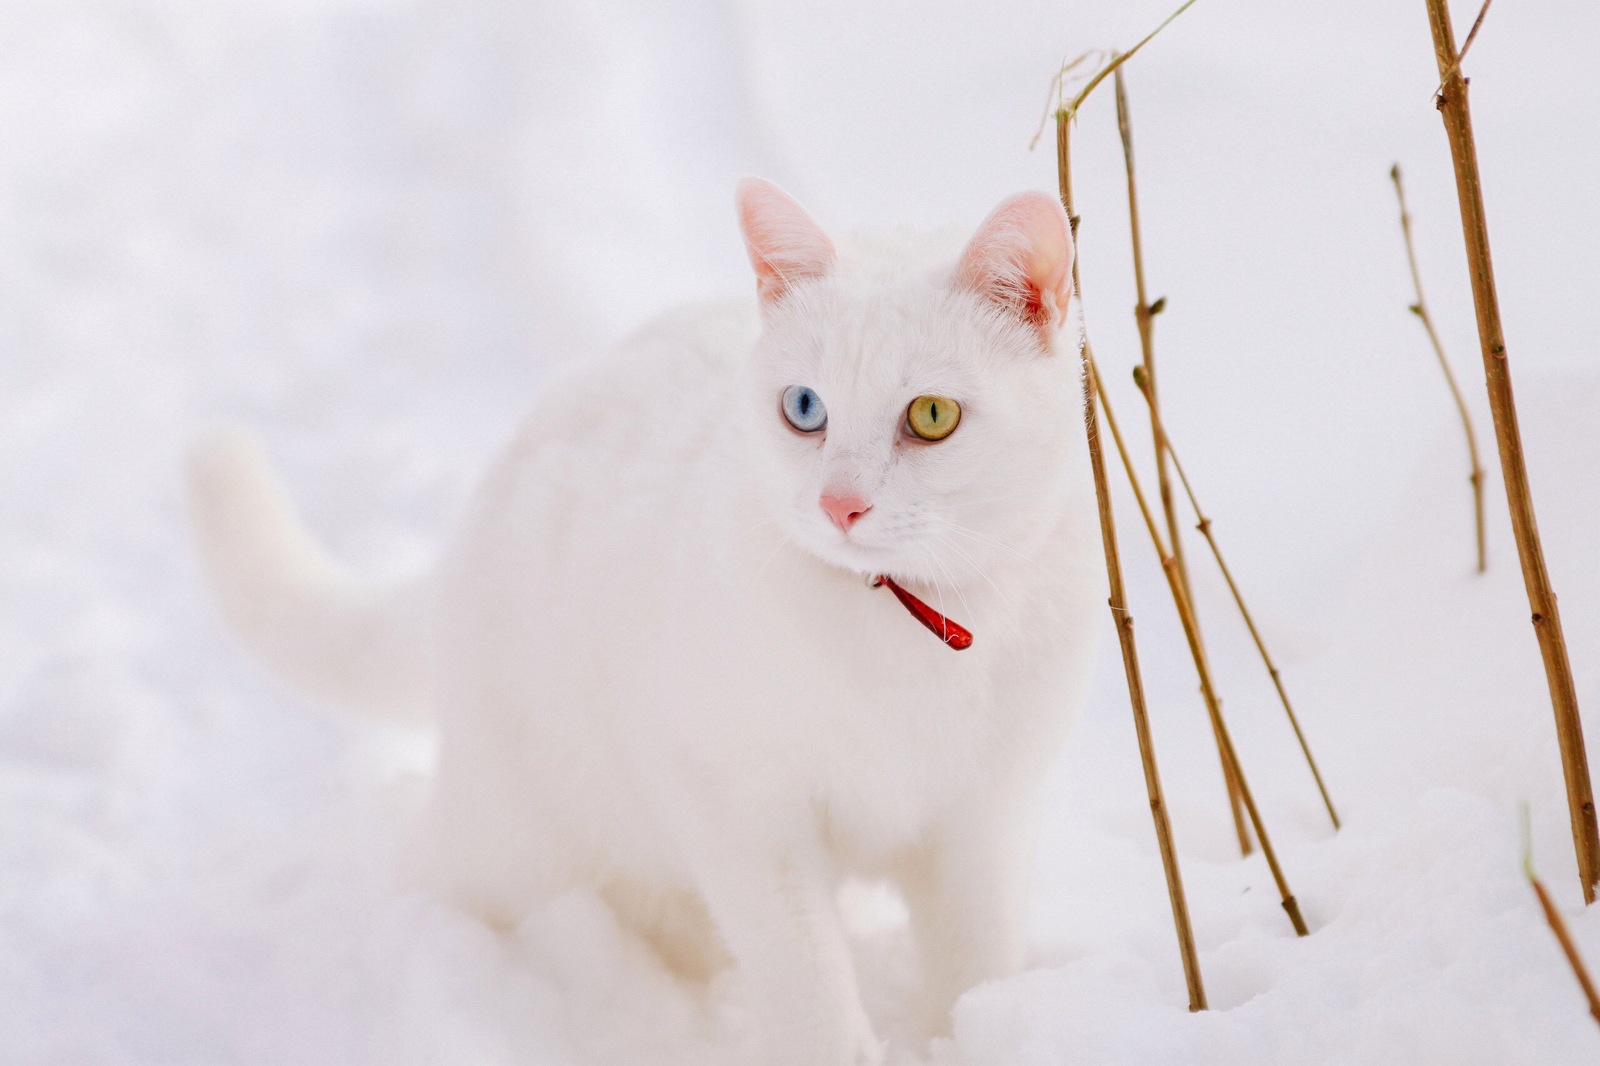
[736,177,837,309]
[954,192,1075,346]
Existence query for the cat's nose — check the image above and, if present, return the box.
[820,493,872,533]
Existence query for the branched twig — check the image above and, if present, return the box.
[1425,0,1600,904]
[1523,806,1600,1025]
[1028,0,1201,150]
[1060,0,1200,124]
[1132,365,1341,831]
[1057,111,1208,1012]
[1435,0,1496,97]
[1114,63,1252,856]
[1029,51,1102,151]
[1091,354,1309,937]
[1391,163,1486,574]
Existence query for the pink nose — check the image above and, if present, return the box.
[820,493,872,533]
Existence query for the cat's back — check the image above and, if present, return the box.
[438,297,761,623]
[489,297,756,509]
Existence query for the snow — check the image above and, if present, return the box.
[4,0,1600,1062]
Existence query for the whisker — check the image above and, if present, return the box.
[740,514,781,537]
[930,531,1027,645]
[933,530,1013,614]
[937,520,1036,565]
[945,491,1038,511]
[918,544,952,624]
[925,540,975,631]
[754,533,793,580]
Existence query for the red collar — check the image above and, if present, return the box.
[870,575,973,651]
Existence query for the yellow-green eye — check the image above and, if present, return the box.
[906,395,961,441]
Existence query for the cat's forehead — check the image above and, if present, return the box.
[779,277,991,390]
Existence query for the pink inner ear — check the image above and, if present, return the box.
[955,192,1075,338]
[736,178,837,306]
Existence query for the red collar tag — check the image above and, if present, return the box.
[871,575,974,651]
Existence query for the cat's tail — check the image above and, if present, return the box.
[185,429,432,725]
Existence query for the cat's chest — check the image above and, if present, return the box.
[809,654,1004,857]
[688,564,1057,854]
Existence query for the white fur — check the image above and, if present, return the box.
[188,183,1100,1066]
[186,428,432,722]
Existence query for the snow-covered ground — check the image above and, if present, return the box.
[5,1,1600,1062]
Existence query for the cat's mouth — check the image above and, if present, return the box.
[784,503,956,583]
[801,526,930,581]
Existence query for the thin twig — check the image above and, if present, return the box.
[1059,0,1201,124]
[1523,806,1600,1026]
[1091,354,1308,937]
[1425,0,1600,904]
[1458,0,1495,62]
[1391,163,1486,574]
[1114,63,1252,856]
[1435,0,1496,96]
[1029,51,1102,151]
[1131,365,1341,831]
[1058,110,1208,1012]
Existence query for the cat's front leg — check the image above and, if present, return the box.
[899,799,1038,1041]
[692,836,883,1066]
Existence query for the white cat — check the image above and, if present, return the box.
[187,179,1100,1065]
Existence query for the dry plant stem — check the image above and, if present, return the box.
[1114,64,1252,857]
[1092,356,1310,935]
[1531,876,1600,1026]
[1391,163,1486,574]
[1058,111,1207,1012]
[1114,65,1190,615]
[1091,355,1309,937]
[1133,371,1341,831]
[1057,0,1199,124]
[1030,51,1101,153]
[1526,809,1600,1026]
[1425,0,1600,904]
[1029,0,1203,151]
[1437,0,1496,93]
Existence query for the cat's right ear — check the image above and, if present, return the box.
[736,178,837,308]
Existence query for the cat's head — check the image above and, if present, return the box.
[738,178,1083,587]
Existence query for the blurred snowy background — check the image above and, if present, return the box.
[4,0,1600,1062]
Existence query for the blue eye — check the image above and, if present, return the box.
[781,385,827,433]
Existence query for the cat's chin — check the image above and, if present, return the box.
[795,536,942,586]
